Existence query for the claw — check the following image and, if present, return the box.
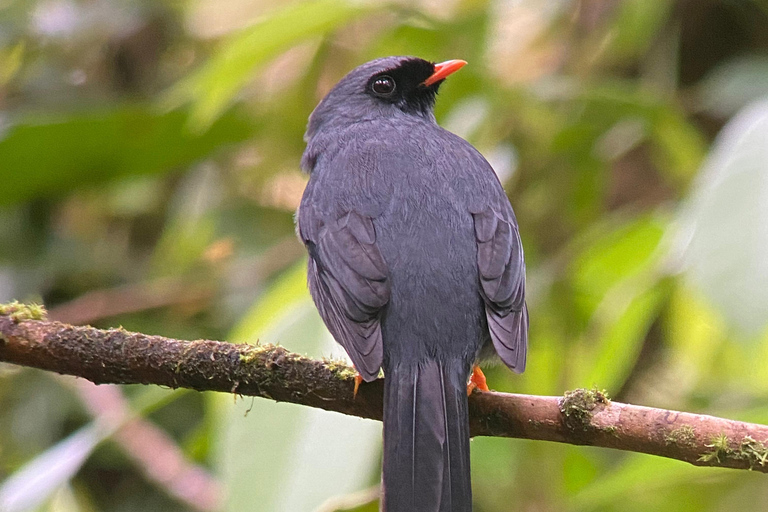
[467,366,489,396]
[353,373,363,398]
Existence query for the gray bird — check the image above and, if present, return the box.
[297,56,528,512]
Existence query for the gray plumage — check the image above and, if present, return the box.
[298,56,527,512]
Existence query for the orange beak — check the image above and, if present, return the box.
[422,59,467,87]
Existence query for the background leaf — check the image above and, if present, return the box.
[215,263,381,512]
[166,0,376,129]
[0,424,110,512]
[0,107,253,206]
[677,99,768,334]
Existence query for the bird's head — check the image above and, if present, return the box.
[304,56,466,140]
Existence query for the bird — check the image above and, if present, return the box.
[297,56,528,512]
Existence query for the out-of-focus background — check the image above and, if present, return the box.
[2,0,768,510]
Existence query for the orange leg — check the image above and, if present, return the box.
[353,373,363,398]
[467,366,489,395]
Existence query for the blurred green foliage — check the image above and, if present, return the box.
[2,0,768,511]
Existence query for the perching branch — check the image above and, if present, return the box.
[2,303,768,473]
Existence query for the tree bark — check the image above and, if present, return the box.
[2,307,768,473]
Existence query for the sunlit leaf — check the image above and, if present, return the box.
[316,488,379,512]
[0,42,24,85]
[43,485,83,512]
[664,284,726,394]
[582,282,667,390]
[649,108,707,184]
[572,214,666,316]
[570,214,668,389]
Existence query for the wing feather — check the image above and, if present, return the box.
[473,206,528,373]
[301,208,389,381]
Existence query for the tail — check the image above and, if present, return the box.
[381,359,472,512]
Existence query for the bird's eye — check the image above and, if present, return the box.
[371,76,396,96]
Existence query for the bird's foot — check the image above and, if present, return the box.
[353,373,363,399]
[467,366,489,395]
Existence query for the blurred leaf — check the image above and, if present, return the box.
[562,445,599,494]
[556,82,706,184]
[0,42,24,85]
[43,485,83,512]
[215,263,381,512]
[166,0,377,129]
[0,106,253,207]
[229,261,309,343]
[312,486,379,512]
[569,454,731,511]
[698,56,768,118]
[649,108,707,184]
[0,382,194,512]
[0,424,111,512]
[335,502,379,512]
[667,283,768,398]
[606,0,673,60]
[572,214,666,315]
[150,166,221,277]
[470,436,523,512]
[518,307,568,396]
[582,282,667,390]
[676,99,768,333]
[130,386,193,418]
[664,284,726,395]
[571,214,668,389]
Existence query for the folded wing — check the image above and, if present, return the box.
[300,209,390,381]
[472,205,528,372]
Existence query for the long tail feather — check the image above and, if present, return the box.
[381,359,472,512]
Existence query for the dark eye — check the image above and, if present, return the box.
[372,76,396,96]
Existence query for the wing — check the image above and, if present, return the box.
[299,206,390,381]
[472,205,528,373]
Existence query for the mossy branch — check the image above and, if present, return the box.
[2,304,768,473]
